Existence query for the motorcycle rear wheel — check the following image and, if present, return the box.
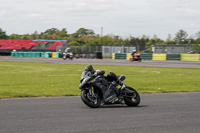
[81,90,101,108]
[124,87,140,107]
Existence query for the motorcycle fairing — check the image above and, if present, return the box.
[122,87,134,94]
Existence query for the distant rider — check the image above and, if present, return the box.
[63,48,73,59]
[131,50,137,59]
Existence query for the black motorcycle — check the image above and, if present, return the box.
[79,65,140,108]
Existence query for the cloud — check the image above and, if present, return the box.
[0,0,200,39]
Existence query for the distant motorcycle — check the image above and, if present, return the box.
[79,65,140,108]
[130,54,141,62]
[62,53,73,60]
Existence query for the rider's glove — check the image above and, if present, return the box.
[121,83,126,90]
[93,70,105,77]
[117,79,123,86]
[117,79,126,90]
[93,70,100,77]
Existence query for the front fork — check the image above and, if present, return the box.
[88,86,95,97]
[86,86,98,104]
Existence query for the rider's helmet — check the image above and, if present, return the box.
[64,48,71,53]
[107,72,117,81]
[67,48,71,52]
[84,65,95,74]
[132,50,136,53]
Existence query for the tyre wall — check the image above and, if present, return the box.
[11,52,61,58]
[181,54,200,61]
[152,54,166,61]
[112,53,200,61]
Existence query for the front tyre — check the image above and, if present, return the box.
[81,90,101,108]
[124,87,140,107]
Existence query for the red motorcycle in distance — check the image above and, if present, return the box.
[130,54,142,62]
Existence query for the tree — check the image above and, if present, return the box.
[68,41,80,46]
[165,34,176,45]
[72,28,95,38]
[88,36,101,45]
[59,28,68,39]
[21,34,29,40]
[174,29,188,44]
[0,28,8,39]
[123,39,131,46]
[30,31,39,40]
[165,34,174,44]
[130,37,138,46]
[9,34,20,39]
[44,28,59,35]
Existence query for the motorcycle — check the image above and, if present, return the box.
[62,52,73,60]
[79,65,140,108]
[130,54,142,62]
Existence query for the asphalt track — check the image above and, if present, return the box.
[1,92,200,133]
[0,56,200,68]
[0,57,200,133]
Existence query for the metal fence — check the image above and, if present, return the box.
[102,46,136,56]
[67,46,102,54]
[61,45,136,56]
[152,45,192,53]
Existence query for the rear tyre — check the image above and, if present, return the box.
[81,90,101,108]
[124,87,140,107]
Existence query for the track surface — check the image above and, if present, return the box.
[0,56,200,68]
[1,92,200,133]
[0,57,200,133]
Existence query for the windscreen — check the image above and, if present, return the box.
[84,65,95,73]
[80,65,95,81]
[81,71,90,80]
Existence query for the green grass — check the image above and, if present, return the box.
[0,61,200,98]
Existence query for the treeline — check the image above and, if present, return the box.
[0,28,200,52]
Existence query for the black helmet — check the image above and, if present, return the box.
[107,72,117,81]
[84,65,95,74]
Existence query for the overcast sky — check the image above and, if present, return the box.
[0,0,199,39]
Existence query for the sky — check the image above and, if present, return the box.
[0,0,200,40]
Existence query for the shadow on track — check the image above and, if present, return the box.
[100,105,148,109]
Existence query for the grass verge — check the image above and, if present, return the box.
[0,61,200,98]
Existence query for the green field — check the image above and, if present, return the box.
[0,61,200,98]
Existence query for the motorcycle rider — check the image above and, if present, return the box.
[63,48,73,59]
[93,69,126,90]
[131,50,137,59]
[84,65,126,90]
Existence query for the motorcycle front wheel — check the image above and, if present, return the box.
[81,90,101,108]
[124,87,140,107]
